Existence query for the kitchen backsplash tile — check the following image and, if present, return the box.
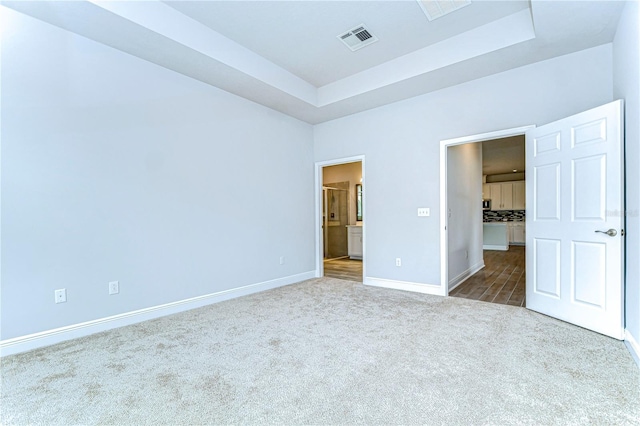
[484,210,525,222]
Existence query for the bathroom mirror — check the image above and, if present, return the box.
[356,184,363,221]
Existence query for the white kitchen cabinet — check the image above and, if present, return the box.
[501,182,513,210]
[489,184,502,209]
[486,181,528,210]
[347,226,363,259]
[508,222,526,245]
[488,182,514,210]
[513,181,526,210]
[482,183,490,200]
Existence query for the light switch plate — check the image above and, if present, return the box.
[418,208,430,217]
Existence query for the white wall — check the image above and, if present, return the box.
[447,143,483,287]
[323,162,363,225]
[314,44,613,286]
[613,1,640,356]
[1,10,315,340]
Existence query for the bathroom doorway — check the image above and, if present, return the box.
[315,157,365,283]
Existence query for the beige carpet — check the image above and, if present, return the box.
[1,278,639,425]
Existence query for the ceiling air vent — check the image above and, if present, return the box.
[416,0,471,21]
[337,24,378,52]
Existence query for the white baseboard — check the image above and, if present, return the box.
[448,260,485,292]
[0,271,315,357]
[624,329,640,368]
[483,244,509,251]
[365,277,445,296]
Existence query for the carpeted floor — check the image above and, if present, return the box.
[1,278,639,425]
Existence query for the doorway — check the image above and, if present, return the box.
[315,157,365,283]
[439,126,534,298]
[446,135,527,307]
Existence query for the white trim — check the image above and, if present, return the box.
[440,126,535,147]
[365,276,445,296]
[624,329,640,368]
[439,125,535,296]
[315,156,366,280]
[448,260,484,291]
[482,244,509,251]
[0,271,315,357]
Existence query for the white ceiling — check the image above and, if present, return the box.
[482,136,525,176]
[164,0,530,87]
[2,0,627,124]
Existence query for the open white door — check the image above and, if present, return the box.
[526,100,624,339]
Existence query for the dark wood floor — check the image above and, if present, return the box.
[450,246,526,307]
[324,257,363,282]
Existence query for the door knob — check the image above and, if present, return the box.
[595,229,617,237]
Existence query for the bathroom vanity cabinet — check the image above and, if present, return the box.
[346,225,363,259]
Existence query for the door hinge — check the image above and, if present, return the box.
[621,229,625,236]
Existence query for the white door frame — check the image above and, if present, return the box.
[439,126,535,295]
[315,155,366,279]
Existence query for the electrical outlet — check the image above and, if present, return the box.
[54,288,67,304]
[395,258,402,267]
[417,208,430,217]
[109,281,119,295]
[279,256,285,265]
